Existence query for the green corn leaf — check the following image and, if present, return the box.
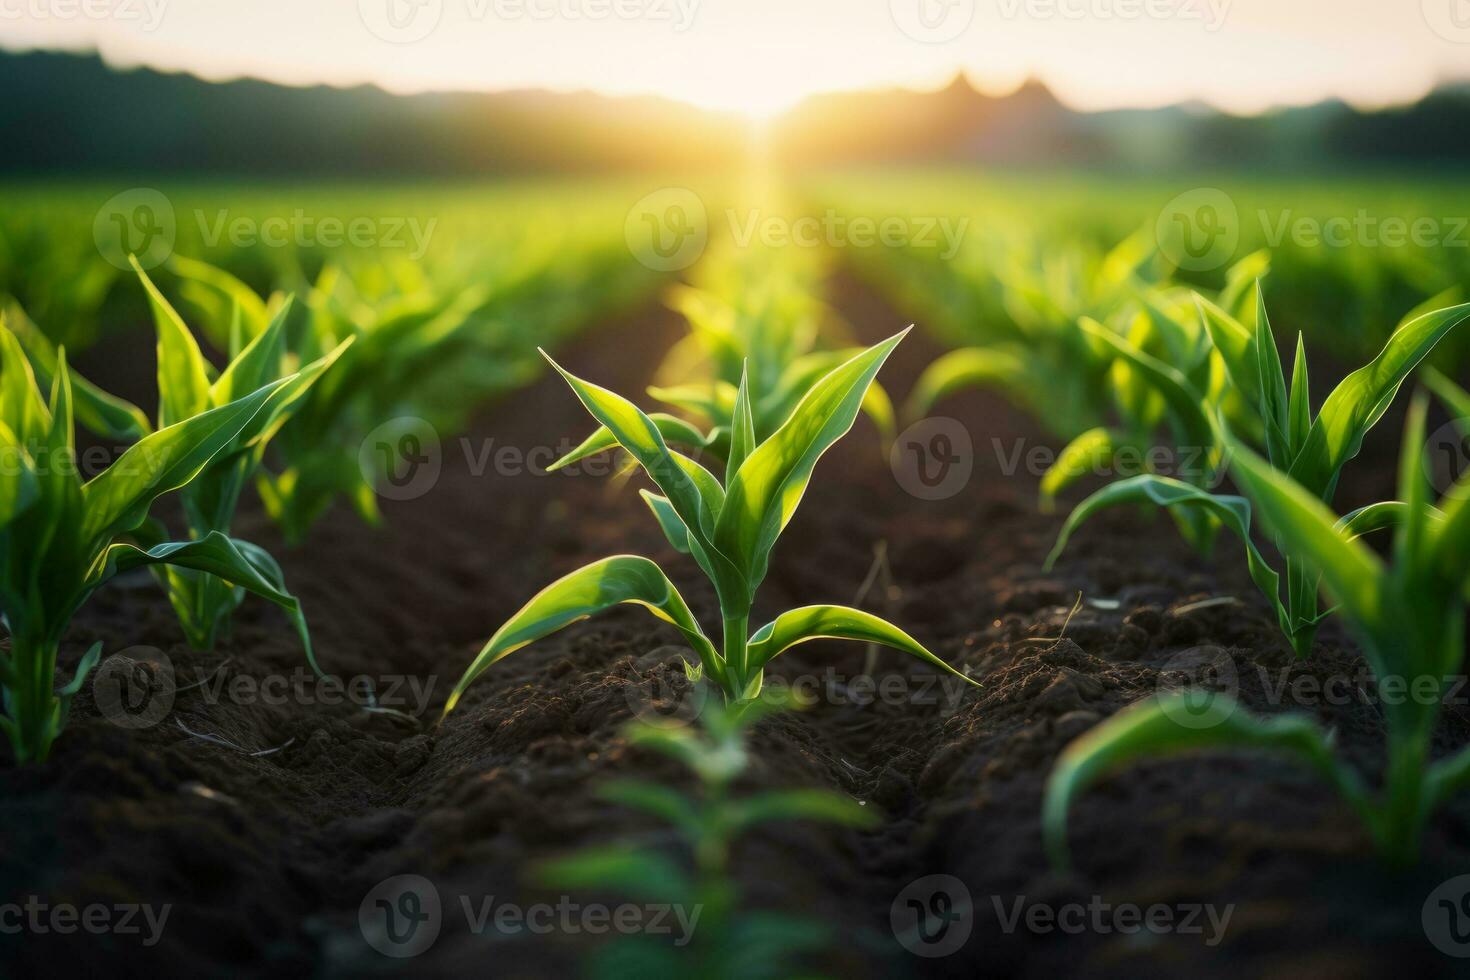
[133,256,213,428]
[727,788,879,833]
[5,300,150,440]
[548,413,716,472]
[99,531,317,674]
[1079,318,1218,475]
[543,353,724,541]
[170,253,272,344]
[444,556,720,718]
[1426,749,1470,815]
[0,420,38,528]
[538,845,694,906]
[1423,367,1470,422]
[1039,426,1116,511]
[647,381,737,427]
[0,320,52,447]
[597,779,703,836]
[1252,288,1291,464]
[1043,694,1365,868]
[233,336,354,454]
[1287,332,1311,456]
[210,296,291,406]
[862,381,896,446]
[1289,301,1470,498]
[1046,474,1283,625]
[904,345,1027,420]
[727,363,756,483]
[639,491,693,554]
[1195,294,1258,408]
[745,604,976,686]
[81,377,289,542]
[1228,438,1387,653]
[716,331,906,592]
[1336,500,1445,542]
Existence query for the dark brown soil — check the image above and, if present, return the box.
[3,270,1469,979]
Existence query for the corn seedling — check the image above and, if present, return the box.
[540,695,875,978]
[1046,292,1470,656]
[0,313,313,762]
[1044,394,1470,867]
[168,241,655,542]
[441,331,977,716]
[124,260,351,651]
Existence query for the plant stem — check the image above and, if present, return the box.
[4,633,59,764]
[722,614,748,698]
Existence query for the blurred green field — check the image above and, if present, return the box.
[812,169,1470,365]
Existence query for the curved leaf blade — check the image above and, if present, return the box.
[443,556,720,718]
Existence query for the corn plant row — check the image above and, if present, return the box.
[858,213,1470,863]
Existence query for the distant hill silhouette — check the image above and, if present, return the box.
[4,49,1467,175]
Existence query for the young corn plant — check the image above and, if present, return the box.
[125,260,352,652]
[1045,292,1470,657]
[540,696,875,978]
[0,317,311,763]
[1044,394,1470,867]
[651,248,894,450]
[905,234,1267,553]
[441,330,976,716]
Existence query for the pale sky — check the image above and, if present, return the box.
[3,0,1467,117]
